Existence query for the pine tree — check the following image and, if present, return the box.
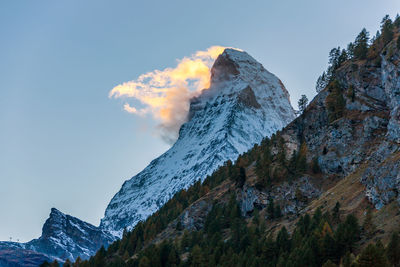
[138,256,151,267]
[191,245,204,267]
[63,259,72,267]
[167,246,179,266]
[395,14,400,27]
[176,220,183,231]
[94,246,106,266]
[311,156,321,173]
[72,257,82,267]
[341,251,355,267]
[316,71,328,93]
[381,15,394,45]
[334,214,360,255]
[332,202,341,223]
[322,233,337,262]
[326,80,346,122]
[276,226,291,253]
[386,232,400,267]
[354,28,369,60]
[298,95,308,114]
[296,142,308,173]
[397,36,400,50]
[274,205,282,218]
[347,42,355,59]
[357,243,388,267]
[338,49,348,66]
[329,47,342,71]
[363,207,376,238]
[267,197,275,219]
[237,166,246,188]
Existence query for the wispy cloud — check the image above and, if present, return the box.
[109,46,226,143]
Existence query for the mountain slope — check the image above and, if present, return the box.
[85,19,400,267]
[100,48,296,236]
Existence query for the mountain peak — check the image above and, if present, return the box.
[101,49,296,236]
[49,208,64,217]
[210,48,256,84]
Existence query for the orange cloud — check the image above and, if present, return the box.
[109,46,226,143]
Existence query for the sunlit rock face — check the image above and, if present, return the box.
[101,48,296,237]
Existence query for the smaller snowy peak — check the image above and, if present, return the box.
[29,208,115,260]
[41,208,66,238]
[0,208,115,264]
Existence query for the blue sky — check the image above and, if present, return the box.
[0,0,399,242]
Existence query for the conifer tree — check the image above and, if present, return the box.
[72,257,82,267]
[276,226,291,253]
[138,256,151,267]
[354,28,369,60]
[332,201,341,223]
[386,232,400,267]
[363,207,376,238]
[267,197,275,219]
[312,156,321,173]
[190,245,204,267]
[381,15,394,45]
[63,259,72,267]
[298,95,308,114]
[347,42,355,59]
[274,204,282,218]
[357,243,388,267]
[395,14,400,27]
[316,71,328,93]
[341,251,355,267]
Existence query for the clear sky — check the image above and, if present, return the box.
[1,0,399,242]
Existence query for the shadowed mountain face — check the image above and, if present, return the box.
[100,48,296,236]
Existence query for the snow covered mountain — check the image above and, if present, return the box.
[101,48,296,236]
[0,208,114,264]
[0,48,295,265]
